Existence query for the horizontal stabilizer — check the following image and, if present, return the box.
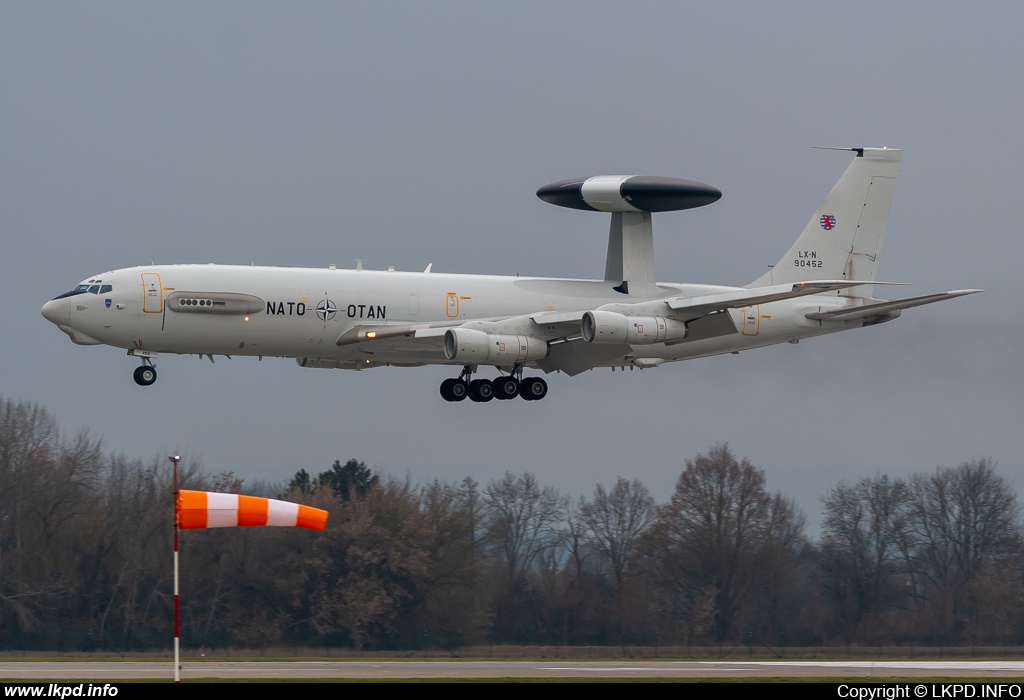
[805,289,983,321]
[666,280,891,321]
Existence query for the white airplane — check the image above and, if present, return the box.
[42,147,979,403]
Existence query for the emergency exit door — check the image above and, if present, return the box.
[142,273,163,313]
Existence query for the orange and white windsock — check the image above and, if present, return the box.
[177,490,328,531]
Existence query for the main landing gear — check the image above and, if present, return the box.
[133,361,157,386]
[439,366,548,403]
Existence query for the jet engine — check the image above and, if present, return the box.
[443,329,548,363]
[581,310,688,345]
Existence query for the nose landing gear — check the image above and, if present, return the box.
[128,349,159,387]
[133,363,157,386]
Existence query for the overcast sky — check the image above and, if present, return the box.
[3,2,1021,533]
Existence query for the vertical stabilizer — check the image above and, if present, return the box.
[746,148,902,298]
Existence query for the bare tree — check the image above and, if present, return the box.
[648,443,805,642]
[819,475,912,639]
[305,478,430,649]
[907,459,1020,639]
[411,478,488,647]
[578,477,655,590]
[755,491,808,643]
[576,478,656,642]
[483,472,567,585]
[480,472,567,643]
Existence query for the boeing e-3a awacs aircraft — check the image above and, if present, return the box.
[41,147,979,403]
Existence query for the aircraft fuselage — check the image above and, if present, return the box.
[43,263,854,369]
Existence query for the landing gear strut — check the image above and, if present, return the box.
[439,365,547,403]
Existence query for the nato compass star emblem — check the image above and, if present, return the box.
[316,298,337,323]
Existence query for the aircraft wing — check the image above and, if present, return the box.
[328,280,945,374]
[334,280,891,348]
[804,289,983,321]
[664,280,896,321]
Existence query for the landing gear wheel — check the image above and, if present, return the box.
[520,377,547,401]
[440,378,468,402]
[469,378,494,402]
[450,379,468,401]
[493,376,520,400]
[133,365,157,387]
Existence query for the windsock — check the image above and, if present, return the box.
[177,490,327,531]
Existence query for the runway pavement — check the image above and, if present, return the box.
[4,660,1024,680]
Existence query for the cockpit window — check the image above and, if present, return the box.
[56,278,111,300]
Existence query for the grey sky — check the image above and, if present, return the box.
[3,2,1021,533]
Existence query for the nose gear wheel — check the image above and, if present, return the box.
[133,365,157,386]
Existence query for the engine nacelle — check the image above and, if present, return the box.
[444,328,548,363]
[581,310,688,345]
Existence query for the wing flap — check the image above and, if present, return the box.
[805,289,983,321]
[534,340,626,376]
[672,311,738,343]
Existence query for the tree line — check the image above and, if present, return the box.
[1,396,1021,651]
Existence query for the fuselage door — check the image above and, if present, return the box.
[741,305,760,336]
[142,273,163,313]
[445,292,459,318]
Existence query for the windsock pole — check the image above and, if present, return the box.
[166,473,328,685]
[169,455,181,684]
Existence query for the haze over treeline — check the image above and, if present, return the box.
[1,396,1020,651]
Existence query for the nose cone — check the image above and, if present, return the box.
[41,297,72,327]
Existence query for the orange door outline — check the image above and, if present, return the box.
[142,273,163,313]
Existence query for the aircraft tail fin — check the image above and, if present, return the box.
[746,148,902,298]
